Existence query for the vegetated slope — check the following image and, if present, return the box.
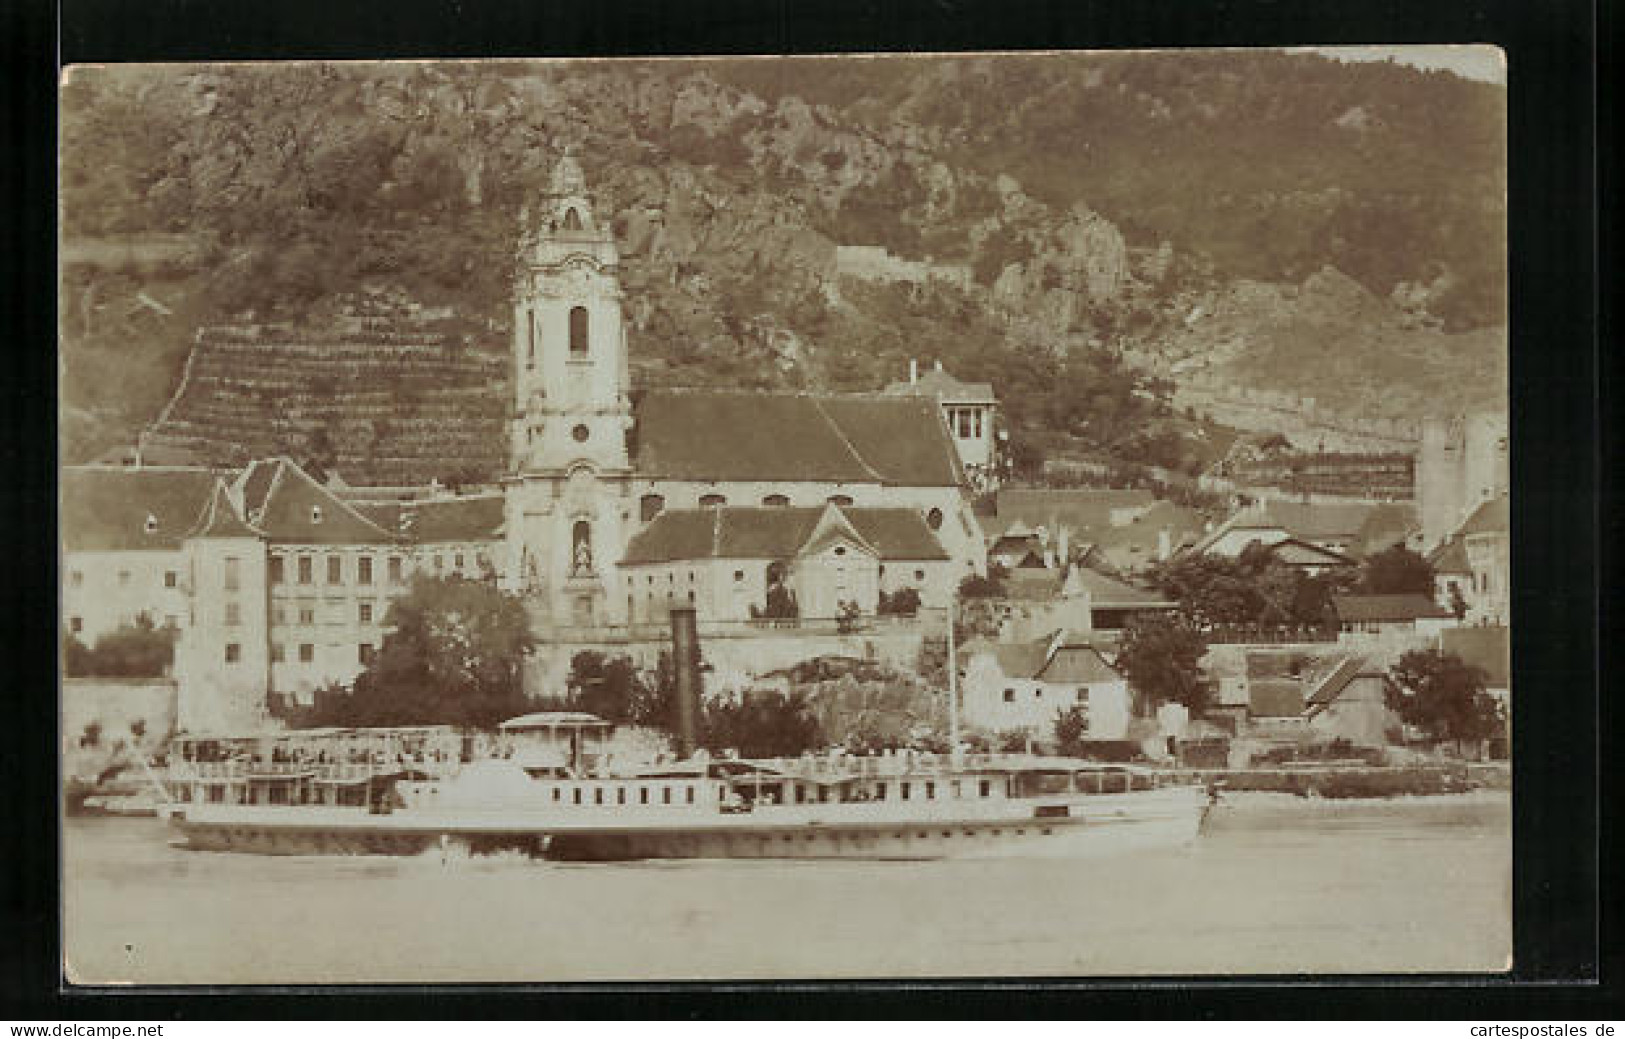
[60,53,1506,478]
[142,317,507,486]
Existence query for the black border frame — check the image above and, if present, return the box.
[3,0,1608,1019]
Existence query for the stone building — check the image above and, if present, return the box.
[502,154,986,633]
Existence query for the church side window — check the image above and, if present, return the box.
[569,306,589,357]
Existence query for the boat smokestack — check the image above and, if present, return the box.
[669,606,702,759]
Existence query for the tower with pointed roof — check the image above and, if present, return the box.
[506,151,634,627]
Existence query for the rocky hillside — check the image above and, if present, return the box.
[60,53,1506,476]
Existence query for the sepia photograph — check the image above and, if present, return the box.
[58,48,1510,984]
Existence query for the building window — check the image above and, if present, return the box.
[914,569,925,581]
[569,306,589,356]
[299,605,315,625]
[571,424,590,443]
[269,557,284,584]
[563,206,584,232]
[526,309,536,369]
[434,554,444,574]
[699,493,726,508]
[298,644,314,663]
[828,494,853,508]
[359,602,373,624]
[1076,689,1087,702]
[387,557,403,584]
[454,553,465,570]
[358,556,373,585]
[359,644,375,666]
[327,556,342,585]
[734,570,744,582]
[298,557,313,585]
[70,570,83,587]
[164,570,178,589]
[69,616,82,634]
[640,494,665,521]
[310,506,323,524]
[225,602,241,627]
[271,643,285,663]
[164,615,178,629]
[118,570,131,587]
[224,557,240,591]
[762,494,789,507]
[926,507,944,531]
[224,643,241,664]
[1003,689,1015,703]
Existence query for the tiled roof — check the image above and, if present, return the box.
[1194,499,1415,556]
[61,466,219,551]
[1428,537,1472,574]
[1037,643,1122,685]
[1267,538,1358,567]
[404,495,505,543]
[1457,494,1509,537]
[621,506,947,565]
[884,367,996,402]
[235,458,398,545]
[188,481,264,540]
[1249,680,1306,718]
[1350,502,1419,557]
[632,389,963,487]
[994,488,1155,536]
[1002,569,1065,602]
[1332,594,1454,622]
[1064,566,1175,608]
[1440,625,1510,687]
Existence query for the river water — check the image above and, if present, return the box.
[63,793,1510,983]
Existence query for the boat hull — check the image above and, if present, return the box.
[168,787,1208,861]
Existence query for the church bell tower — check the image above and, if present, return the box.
[504,151,634,631]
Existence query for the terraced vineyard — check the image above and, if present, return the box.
[140,326,509,486]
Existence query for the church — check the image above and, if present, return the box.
[61,153,992,730]
[499,153,988,633]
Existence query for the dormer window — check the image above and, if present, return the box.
[310,506,323,524]
[143,513,158,535]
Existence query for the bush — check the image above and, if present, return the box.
[877,586,921,616]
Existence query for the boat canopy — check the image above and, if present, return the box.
[498,711,613,732]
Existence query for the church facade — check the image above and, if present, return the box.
[500,155,987,633]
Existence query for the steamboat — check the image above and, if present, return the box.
[163,722,1212,861]
[161,608,1212,861]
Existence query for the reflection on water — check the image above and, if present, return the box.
[63,794,1511,983]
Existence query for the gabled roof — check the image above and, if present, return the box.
[1440,625,1510,687]
[884,366,996,403]
[633,389,963,487]
[1266,537,1359,567]
[1193,499,1415,557]
[1457,494,1509,538]
[1036,642,1121,685]
[1305,656,1373,706]
[188,480,264,540]
[994,488,1155,537]
[621,506,948,566]
[1332,594,1454,622]
[1428,536,1472,574]
[61,466,219,552]
[963,633,1122,685]
[798,504,877,561]
[1062,566,1176,609]
[234,457,398,545]
[403,495,505,544]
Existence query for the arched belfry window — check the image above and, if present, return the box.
[569,306,589,357]
[526,310,536,369]
[562,206,585,232]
